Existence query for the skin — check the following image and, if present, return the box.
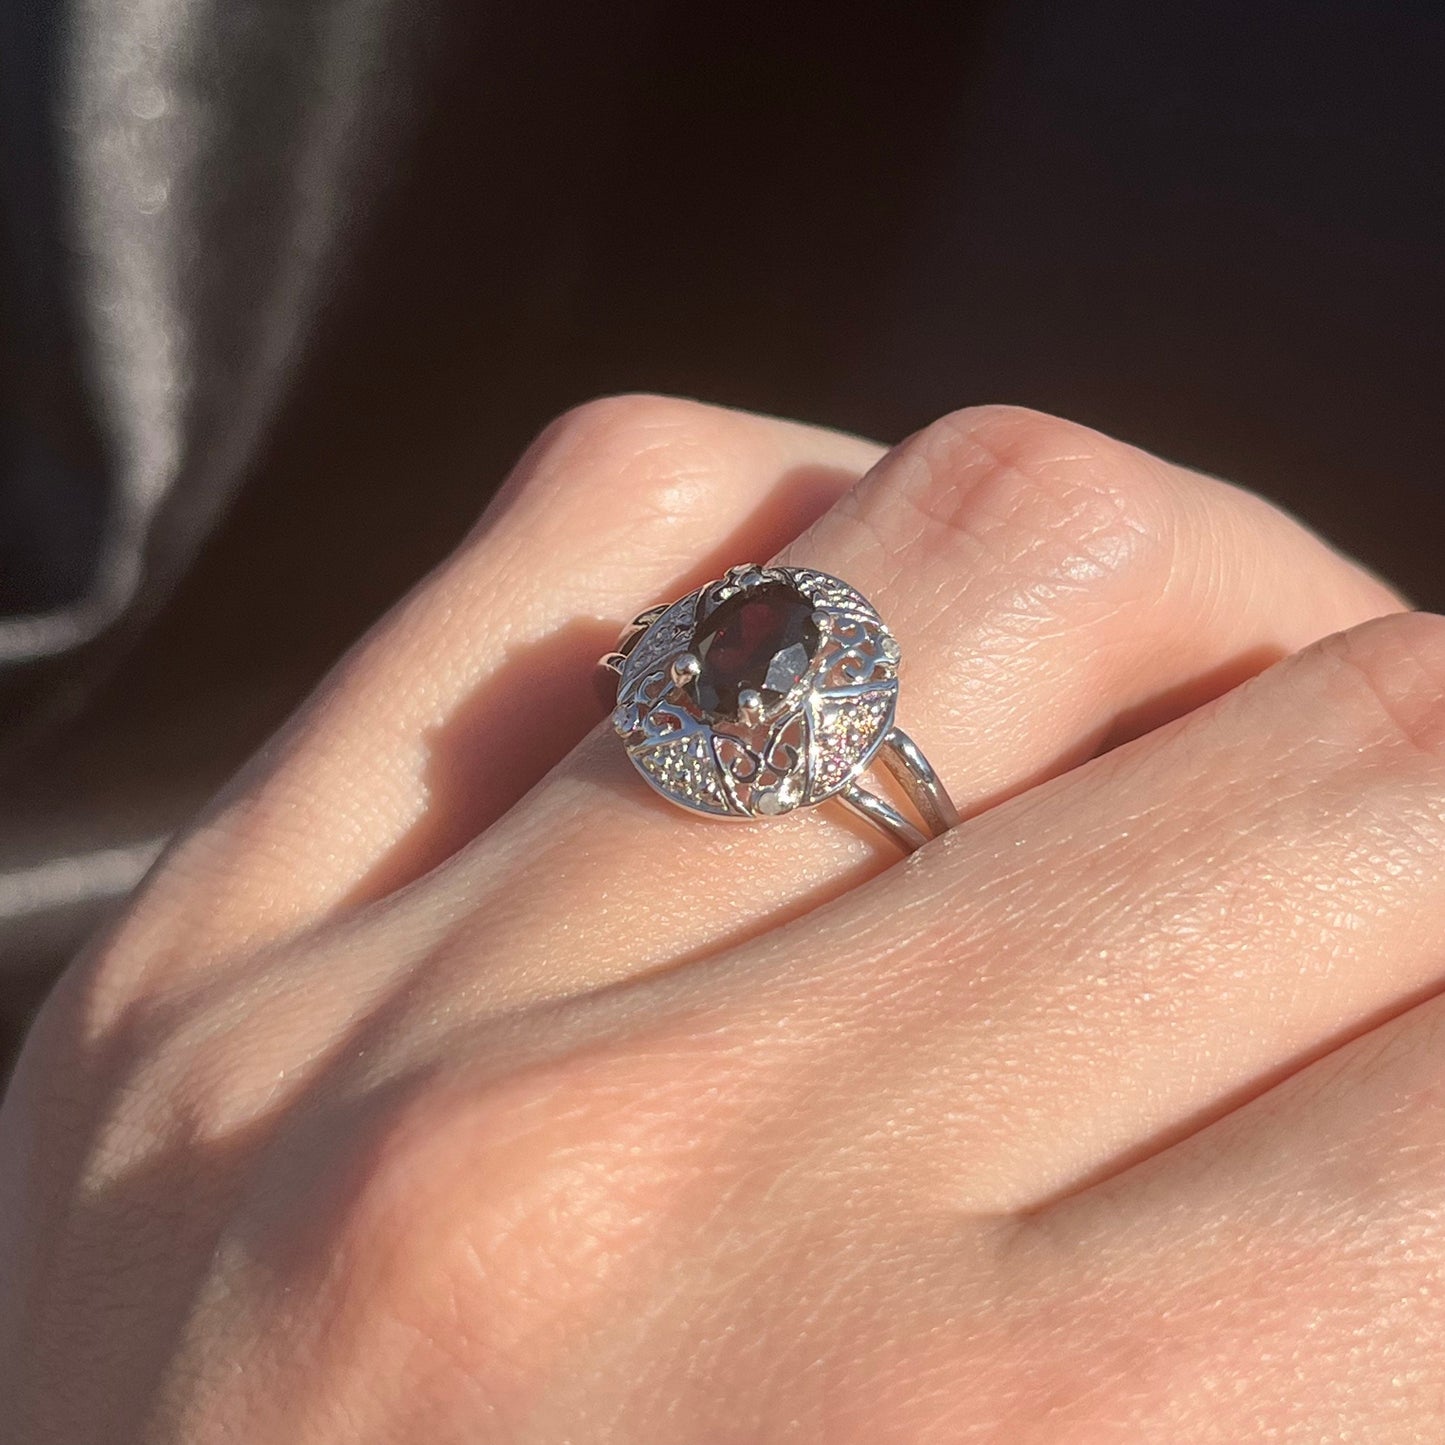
[2,398,1443,1442]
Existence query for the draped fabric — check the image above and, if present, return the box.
[1,0,441,725]
[2,0,1442,1066]
[0,0,457,1062]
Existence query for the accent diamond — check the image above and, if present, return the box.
[633,734,732,814]
[807,687,896,799]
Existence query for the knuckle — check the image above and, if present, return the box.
[522,392,745,518]
[539,391,711,458]
[1316,611,1445,760]
[926,403,1109,478]
[852,403,1169,595]
[314,1042,733,1408]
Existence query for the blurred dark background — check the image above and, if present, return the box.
[2,0,1442,1074]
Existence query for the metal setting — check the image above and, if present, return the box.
[599,564,958,852]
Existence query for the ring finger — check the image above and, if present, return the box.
[374,402,1402,1010]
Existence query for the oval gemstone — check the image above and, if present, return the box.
[691,581,821,719]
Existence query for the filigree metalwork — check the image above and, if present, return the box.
[610,564,900,819]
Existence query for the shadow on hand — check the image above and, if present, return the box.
[339,458,870,906]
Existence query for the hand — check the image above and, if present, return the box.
[3,399,1438,1443]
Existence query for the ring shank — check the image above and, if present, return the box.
[836,726,960,853]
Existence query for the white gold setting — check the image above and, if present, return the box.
[600,565,958,852]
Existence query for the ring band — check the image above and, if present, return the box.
[599,564,959,852]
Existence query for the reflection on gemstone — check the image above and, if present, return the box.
[691,581,822,719]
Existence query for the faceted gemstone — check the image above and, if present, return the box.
[691,581,821,719]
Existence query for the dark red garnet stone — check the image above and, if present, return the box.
[691,581,821,719]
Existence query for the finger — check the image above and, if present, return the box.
[384,405,1402,1009]
[1015,983,1445,1439]
[117,396,882,962]
[701,609,1445,1214]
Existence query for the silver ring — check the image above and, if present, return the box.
[599,564,959,852]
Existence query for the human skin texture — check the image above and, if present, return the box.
[2,399,1443,1442]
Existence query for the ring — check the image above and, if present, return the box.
[598,564,959,852]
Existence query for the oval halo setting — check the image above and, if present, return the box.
[610,564,901,819]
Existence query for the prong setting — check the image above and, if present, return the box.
[737,688,764,725]
[670,652,702,688]
[607,566,900,820]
